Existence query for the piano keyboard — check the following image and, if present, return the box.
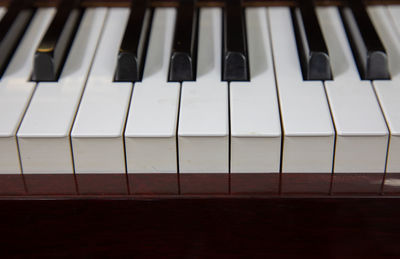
[0,0,400,195]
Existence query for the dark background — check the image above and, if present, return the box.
[0,196,399,258]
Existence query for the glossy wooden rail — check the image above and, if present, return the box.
[1,172,400,196]
[0,196,399,258]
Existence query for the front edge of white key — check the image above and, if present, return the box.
[369,6,400,173]
[0,8,56,174]
[71,8,132,174]
[230,8,281,173]
[269,7,335,173]
[318,7,389,173]
[178,8,229,173]
[124,8,179,173]
[18,8,107,174]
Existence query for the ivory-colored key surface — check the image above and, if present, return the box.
[17,9,107,174]
[178,8,229,173]
[317,7,388,173]
[71,8,132,174]
[124,8,180,173]
[0,8,6,21]
[230,8,281,173]
[269,7,335,173]
[369,6,400,173]
[0,8,56,174]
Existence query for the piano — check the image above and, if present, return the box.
[1,0,400,257]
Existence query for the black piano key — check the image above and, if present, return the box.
[292,0,332,81]
[223,0,249,82]
[32,0,83,82]
[168,0,198,82]
[0,0,34,78]
[340,0,390,80]
[114,0,152,82]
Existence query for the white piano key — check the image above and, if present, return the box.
[124,8,179,173]
[317,7,388,173]
[0,8,56,174]
[368,6,400,173]
[17,8,107,174]
[269,7,335,173]
[388,5,400,30]
[230,8,281,173]
[71,8,132,174]
[0,7,5,20]
[178,8,228,173]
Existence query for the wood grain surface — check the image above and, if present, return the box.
[0,196,400,258]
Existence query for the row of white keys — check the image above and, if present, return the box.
[0,8,56,174]
[317,7,388,173]
[124,8,179,173]
[368,6,400,172]
[269,7,335,173]
[17,8,108,174]
[230,8,281,173]
[178,8,228,173]
[71,8,132,174]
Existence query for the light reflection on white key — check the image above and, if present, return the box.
[369,6,400,173]
[71,8,132,174]
[0,8,6,21]
[269,7,335,173]
[317,7,388,173]
[178,8,229,173]
[124,8,180,173]
[0,8,56,174]
[17,8,107,174]
[230,8,281,173]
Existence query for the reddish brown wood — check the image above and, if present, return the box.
[180,173,229,194]
[129,173,179,194]
[0,197,400,257]
[231,173,279,194]
[281,173,331,195]
[0,174,26,195]
[382,173,400,195]
[331,173,384,195]
[24,174,76,195]
[76,174,128,195]
[0,172,390,196]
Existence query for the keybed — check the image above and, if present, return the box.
[0,0,400,195]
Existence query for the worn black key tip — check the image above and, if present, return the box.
[114,0,152,82]
[32,51,57,81]
[366,51,390,80]
[169,52,194,82]
[115,51,140,82]
[308,52,332,80]
[32,0,82,82]
[292,0,332,81]
[223,0,249,82]
[341,0,390,80]
[168,0,198,82]
[223,51,248,81]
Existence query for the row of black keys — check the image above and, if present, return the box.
[0,0,391,83]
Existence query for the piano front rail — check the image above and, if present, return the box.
[1,173,400,257]
[1,195,400,258]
